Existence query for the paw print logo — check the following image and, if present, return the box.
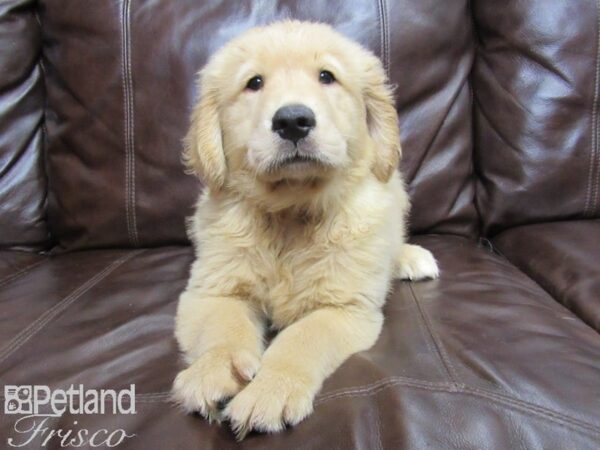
[4,386,33,414]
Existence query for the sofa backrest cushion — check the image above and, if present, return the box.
[473,0,600,235]
[0,0,48,250]
[41,0,478,250]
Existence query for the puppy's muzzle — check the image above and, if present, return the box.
[272,104,316,145]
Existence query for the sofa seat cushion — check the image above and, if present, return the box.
[1,236,599,448]
[0,251,45,285]
[493,220,600,332]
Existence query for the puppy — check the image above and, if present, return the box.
[172,20,439,439]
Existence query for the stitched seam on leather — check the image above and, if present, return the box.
[120,1,132,245]
[115,377,457,405]
[372,403,384,450]
[0,391,171,402]
[127,0,139,245]
[593,0,600,215]
[375,0,383,71]
[315,376,457,403]
[408,284,449,381]
[135,393,172,401]
[118,380,600,435]
[382,0,390,76]
[376,0,390,76]
[315,377,600,437]
[463,385,600,436]
[408,283,459,384]
[585,0,600,216]
[0,250,145,365]
[0,259,45,289]
[120,0,140,246]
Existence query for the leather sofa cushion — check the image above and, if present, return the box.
[472,0,600,235]
[1,236,599,447]
[0,251,45,287]
[494,220,600,331]
[40,0,478,250]
[0,0,47,250]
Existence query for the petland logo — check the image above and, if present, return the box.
[4,385,136,447]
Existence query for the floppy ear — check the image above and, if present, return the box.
[183,80,227,191]
[363,59,401,182]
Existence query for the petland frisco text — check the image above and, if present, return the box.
[4,384,136,448]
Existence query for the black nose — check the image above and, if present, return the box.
[272,104,316,144]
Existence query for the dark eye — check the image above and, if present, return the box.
[319,70,336,84]
[245,75,263,91]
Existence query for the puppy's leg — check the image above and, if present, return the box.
[172,291,264,421]
[224,307,382,438]
[395,243,439,280]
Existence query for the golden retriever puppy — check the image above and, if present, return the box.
[172,20,439,438]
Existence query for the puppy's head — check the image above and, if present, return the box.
[185,21,400,208]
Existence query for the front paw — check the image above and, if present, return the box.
[172,346,261,422]
[396,244,440,280]
[223,369,315,439]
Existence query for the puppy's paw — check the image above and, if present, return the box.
[396,244,439,281]
[223,370,315,440]
[172,347,261,422]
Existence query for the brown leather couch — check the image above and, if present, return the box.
[1,1,599,448]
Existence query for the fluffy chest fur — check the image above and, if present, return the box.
[189,176,403,329]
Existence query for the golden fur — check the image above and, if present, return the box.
[172,21,439,438]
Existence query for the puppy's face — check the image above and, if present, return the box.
[186,21,400,205]
[224,53,355,183]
